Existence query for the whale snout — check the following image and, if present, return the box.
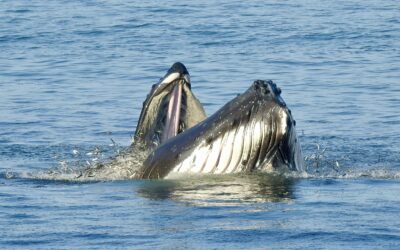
[168,62,189,75]
[252,79,287,108]
[252,80,283,97]
[252,80,271,95]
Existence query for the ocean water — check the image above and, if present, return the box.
[1,0,400,249]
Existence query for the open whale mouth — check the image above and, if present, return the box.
[134,62,206,148]
[159,77,186,143]
[145,62,191,144]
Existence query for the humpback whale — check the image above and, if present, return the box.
[136,80,303,179]
[134,62,206,149]
[83,63,302,180]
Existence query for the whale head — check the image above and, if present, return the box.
[138,80,303,179]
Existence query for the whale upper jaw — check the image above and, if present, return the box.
[133,62,206,149]
[151,62,191,98]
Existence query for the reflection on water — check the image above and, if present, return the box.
[137,173,296,206]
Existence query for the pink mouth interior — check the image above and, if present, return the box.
[161,84,182,143]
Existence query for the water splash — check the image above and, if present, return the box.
[294,143,400,179]
[74,145,149,180]
[2,141,399,182]
[1,139,149,182]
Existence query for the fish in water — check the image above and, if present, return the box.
[136,79,304,179]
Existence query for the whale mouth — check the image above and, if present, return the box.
[153,64,191,144]
[153,74,190,145]
[134,62,206,148]
[161,79,184,143]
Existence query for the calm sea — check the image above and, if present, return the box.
[1,0,400,249]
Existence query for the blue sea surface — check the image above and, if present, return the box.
[1,0,400,249]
